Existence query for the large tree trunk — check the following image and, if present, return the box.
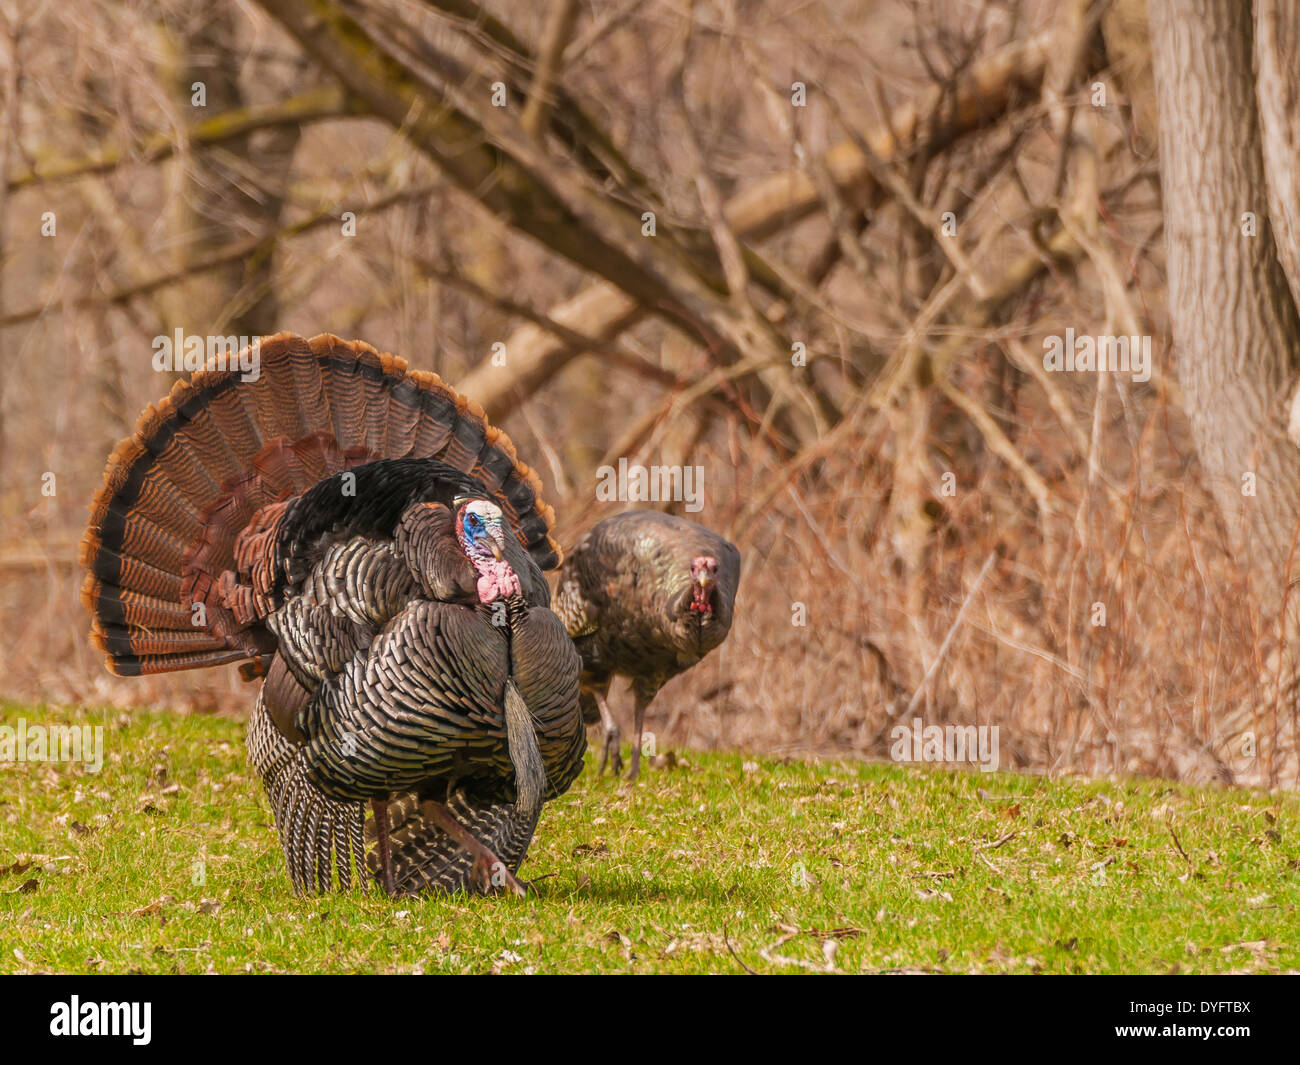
[1149,0,1300,602]
[1149,0,1300,786]
[1254,0,1300,314]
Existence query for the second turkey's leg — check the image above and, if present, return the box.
[626,688,654,781]
[420,800,528,897]
[371,798,397,896]
[594,690,623,777]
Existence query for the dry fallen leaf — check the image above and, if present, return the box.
[130,894,176,916]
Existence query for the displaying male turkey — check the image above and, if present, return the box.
[80,332,585,897]
[555,511,740,779]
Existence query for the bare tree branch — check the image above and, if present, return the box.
[258,0,823,444]
[0,183,439,328]
[520,0,579,140]
[462,29,1057,420]
[6,86,357,193]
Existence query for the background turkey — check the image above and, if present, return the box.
[80,332,585,897]
[556,511,741,779]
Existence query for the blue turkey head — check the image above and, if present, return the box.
[455,498,507,563]
[454,498,522,604]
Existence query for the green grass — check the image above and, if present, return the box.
[1,702,1297,974]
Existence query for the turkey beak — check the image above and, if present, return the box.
[490,542,504,562]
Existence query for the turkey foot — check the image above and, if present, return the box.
[600,723,624,777]
[420,800,528,897]
[594,691,623,776]
[371,798,397,896]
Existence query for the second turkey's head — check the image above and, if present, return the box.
[667,553,728,649]
[689,556,719,615]
[455,498,522,604]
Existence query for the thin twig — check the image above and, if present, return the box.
[722,916,759,975]
[903,551,1000,719]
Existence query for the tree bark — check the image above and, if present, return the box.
[1149,0,1300,606]
[1254,0,1300,315]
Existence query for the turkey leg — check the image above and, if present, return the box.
[420,800,529,897]
[626,688,653,781]
[371,798,397,896]
[594,690,623,777]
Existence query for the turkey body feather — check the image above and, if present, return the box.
[80,333,583,896]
